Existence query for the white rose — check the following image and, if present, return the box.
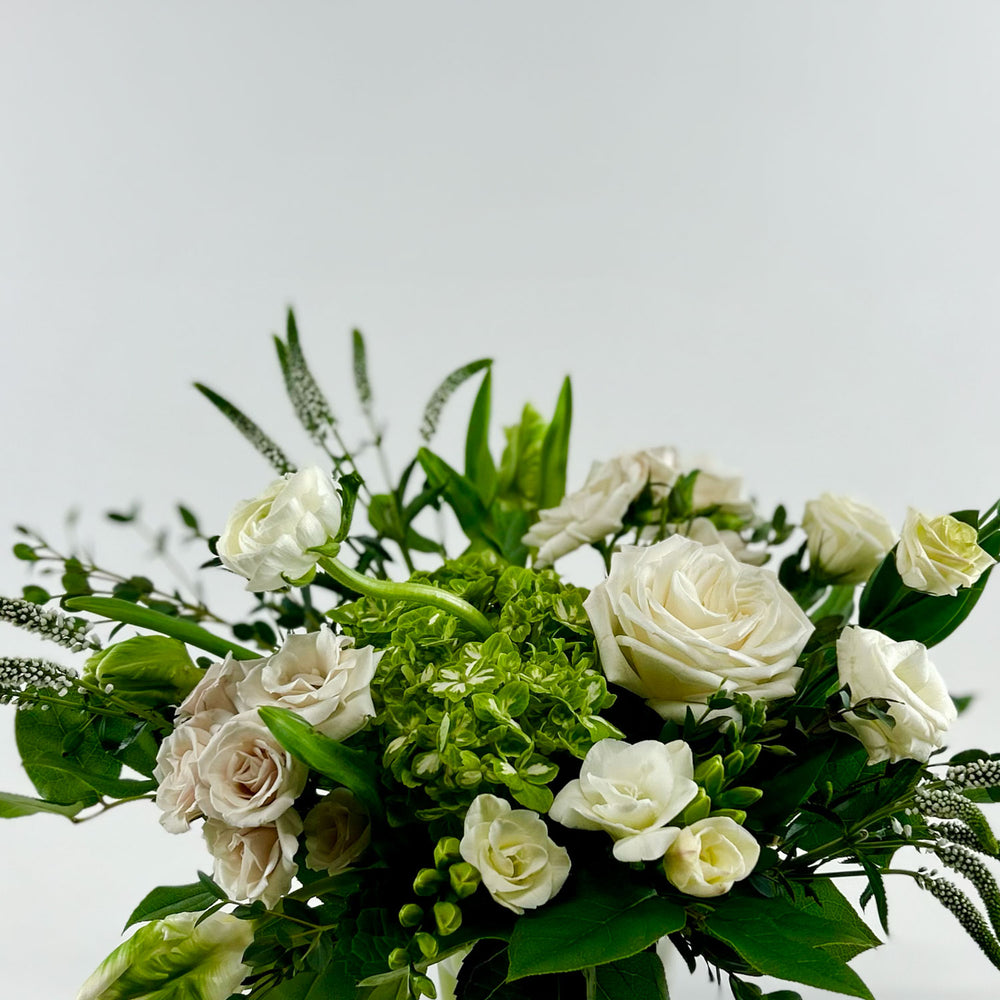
[236,627,379,741]
[836,625,956,764]
[686,462,753,521]
[802,493,895,585]
[196,711,308,826]
[459,793,571,914]
[177,653,262,720]
[218,466,342,591]
[153,709,230,833]
[585,536,813,722]
[896,508,996,598]
[662,816,760,898]
[549,739,697,861]
[522,447,678,567]
[204,810,302,906]
[678,517,766,566]
[302,788,371,874]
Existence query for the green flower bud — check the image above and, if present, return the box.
[693,755,725,798]
[413,932,439,960]
[741,744,761,770]
[76,911,253,1000]
[398,904,424,928]
[722,750,744,778]
[679,788,713,825]
[434,836,462,869]
[497,403,549,510]
[411,972,437,998]
[388,948,410,970]
[709,808,747,824]
[83,635,203,708]
[413,867,444,897]
[433,901,463,937]
[448,861,481,899]
[715,786,763,809]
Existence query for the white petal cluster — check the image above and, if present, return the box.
[801,493,895,584]
[218,466,342,591]
[836,625,956,764]
[896,508,996,597]
[585,536,813,722]
[662,816,760,897]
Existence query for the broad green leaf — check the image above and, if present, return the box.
[420,358,492,442]
[453,941,537,1000]
[538,377,572,509]
[465,369,497,505]
[590,951,669,1000]
[258,706,382,818]
[124,882,221,930]
[266,963,360,1000]
[506,873,685,980]
[0,790,86,820]
[417,447,491,543]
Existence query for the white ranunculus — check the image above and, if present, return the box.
[177,653,262,720]
[76,910,253,1000]
[522,447,678,567]
[196,711,308,826]
[236,626,379,741]
[896,508,996,598]
[549,739,697,861]
[218,466,342,591]
[662,816,760,898]
[302,788,371,874]
[204,810,302,906]
[836,625,956,764]
[584,536,813,722]
[459,793,571,914]
[153,709,230,833]
[801,493,895,585]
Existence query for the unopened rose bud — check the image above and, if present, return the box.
[413,933,439,960]
[433,901,463,936]
[434,836,462,869]
[411,973,437,998]
[448,861,481,899]
[398,904,423,928]
[388,948,410,970]
[413,867,444,897]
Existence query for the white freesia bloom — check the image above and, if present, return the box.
[549,739,697,861]
[76,910,253,1000]
[303,789,371,874]
[204,810,302,906]
[801,493,895,585]
[585,536,813,721]
[896,508,996,597]
[523,447,678,567]
[662,816,760,898]
[196,711,308,826]
[218,466,342,591]
[836,625,956,764]
[236,626,379,741]
[177,653,262,720]
[459,793,571,914]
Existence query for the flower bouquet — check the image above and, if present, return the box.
[4,313,1000,1000]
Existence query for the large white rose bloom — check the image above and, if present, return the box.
[896,508,996,597]
[801,493,895,585]
[236,626,379,741]
[549,738,698,861]
[836,625,956,764]
[522,447,678,567]
[459,793,571,914]
[662,816,760,898]
[585,536,813,721]
[218,466,342,591]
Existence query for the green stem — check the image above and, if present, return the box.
[64,597,259,660]
[317,556,493,639]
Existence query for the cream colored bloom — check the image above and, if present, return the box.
[549,739,697,861]
[218,466,342,591]
[303,789,371,874]
[662,816,759,898]
[236,627,378,741]
[177,653,261,720]
[459,794,570,914]
[523,447,678,566]
[585,536,813,721]
[802,493,894,584]
[896,508,995,597]
[836,625,956,764]
[204,810,302,906]
[195,711,308,826]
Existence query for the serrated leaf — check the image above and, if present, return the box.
[420,358,492,442]
[590,951,669,1000]
[123,882,220,930]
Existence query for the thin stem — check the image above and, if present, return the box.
[69,793,155,824]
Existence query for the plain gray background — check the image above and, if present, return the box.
[3,3,1000,997]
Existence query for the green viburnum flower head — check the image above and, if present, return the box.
[75,911,253,1000]
[82,635,204,708]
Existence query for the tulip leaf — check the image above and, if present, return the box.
[465,369,497,505]
[538,376,572,510]
[506,872,684,980]
[124,882,222,930]
[0,790,87,820]
[420,358,492,443]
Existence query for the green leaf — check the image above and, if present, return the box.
[0,790,87,820]
[506,873,685,980]
[417,448,491,544]
[589,951,669,1000]
[420,358,492,443]
[265,965,357,1000]
[857,855,890,934]
[258,706,383,819]
[465,369,497,505]
[538,377,572,509]
[21,585,50,604]
[353,329,374,414]
[124,882,221,930]
[13,542,38,561]
[177,505,200,532]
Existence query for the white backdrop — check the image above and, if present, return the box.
[3,3,1000,998]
